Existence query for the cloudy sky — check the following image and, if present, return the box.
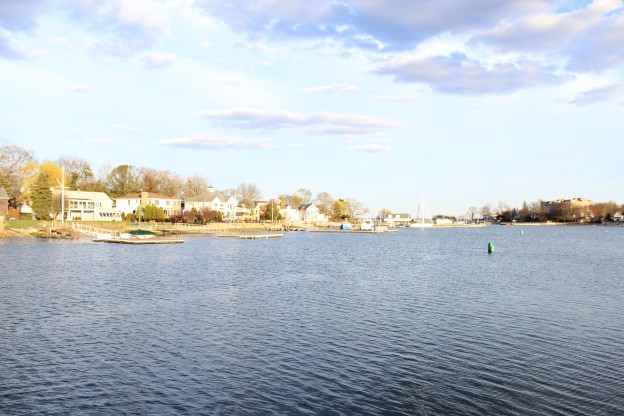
[1,0,623,216]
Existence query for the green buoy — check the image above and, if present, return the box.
[520,229,524,235]
[488,241,495,254]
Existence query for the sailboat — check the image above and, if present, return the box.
[409,193,433,228]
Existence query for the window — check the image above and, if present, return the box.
[154,200,159,206]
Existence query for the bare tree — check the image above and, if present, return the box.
[56,156,94,190]
[184,174,211,197]
[236,183,262,208]
[378,208,393,219]
[0,144,35,205]
[345,197,369,220]
[136,167,184,196]
[481,203,492,219]
[467,206,478,222]
[296,188,312,204]
[314,191,334,214]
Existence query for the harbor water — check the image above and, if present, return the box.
[1,226,623,415]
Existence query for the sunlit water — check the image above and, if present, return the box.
[1,226,623,415]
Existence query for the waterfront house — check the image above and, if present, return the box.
[382,213,412,226]
[299,203,320,222]
[614,212,623,222]
[115,191,182,218]
[53,190,120,221]
[279,205,300,222]
[184,187,237,221]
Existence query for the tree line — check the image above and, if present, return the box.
[463,200,623,223]
[0,144,368,222]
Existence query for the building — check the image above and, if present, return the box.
[279,205,300,222]
[299,203,320,222]
[115,191,182,218]
[541,198,593,220]
[184,187,237,221]
[382,213,412,226]
[52,190,120,221]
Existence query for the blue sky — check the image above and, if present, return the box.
[1,0,623,216]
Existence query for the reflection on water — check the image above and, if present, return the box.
[1,226,624,414]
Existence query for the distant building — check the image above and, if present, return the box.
[53,190,120,221]
[279,205,300,222]
[541,197,593,220]
[115,191,182,218]
[299,203,320,222]
[184,187,237,221]
[614,212,623,222]
[382,213,412,226]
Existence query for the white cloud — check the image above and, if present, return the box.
[377,53,564,94]
[112,124,144,132]
[160,134,275,150]
[350,143,391,153]
[219,75,248,86]
[302,83,359,93]
[567,83,624,106]
[87,137,116,144]
[141,52,177,68]
[198,108,403,134]
[374,95,419,102]
[0,29,41,60]
[68,84,95,93]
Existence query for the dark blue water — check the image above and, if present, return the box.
[1,226,623,415]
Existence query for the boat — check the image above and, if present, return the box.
[340,222,353,230]
[409,193,433,228]
[128,229,158,239]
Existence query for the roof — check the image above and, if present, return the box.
[61,190,113,202]
[0,187,8,199]
[299,203,317,210]
[185,190,235,203]
[116,192,181,200]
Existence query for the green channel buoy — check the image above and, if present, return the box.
[520,229,524,235]
[488,241,495,254]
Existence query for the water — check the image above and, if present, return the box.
[1,226,623,415]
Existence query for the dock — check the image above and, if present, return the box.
[308,229,399,233]
[93,238,184,244]
[218,233,284,239]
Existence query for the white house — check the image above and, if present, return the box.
[299,203,320,222]
[115,191,182,218]
[279,205,300,222]
[184,187,237,221]
[53,190,120,221]
[614,212,623,222]
[382,213,412,226]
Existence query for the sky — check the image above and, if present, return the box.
[1,0,623,217]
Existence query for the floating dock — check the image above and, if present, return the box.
[93,238,184,244]
[308,229,398,233]
[218,233,284,239]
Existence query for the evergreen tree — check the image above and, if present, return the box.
[31,173,52,220]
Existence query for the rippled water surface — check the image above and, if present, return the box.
[2,226,624,415]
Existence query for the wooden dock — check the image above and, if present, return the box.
[93,238,184,244]
[218,233,284,239]
[308,229,399,233]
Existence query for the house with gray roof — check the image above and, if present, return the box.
[184,186,237,221]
